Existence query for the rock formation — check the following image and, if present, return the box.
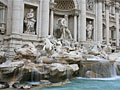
[0,37,119,89]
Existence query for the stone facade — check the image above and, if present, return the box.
[0,0,120,59]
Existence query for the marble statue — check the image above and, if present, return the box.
[0,24,6,35]
[57,15,73,40]
[43,38,54,55]
[24,9,36,34]
[86,21,93,40]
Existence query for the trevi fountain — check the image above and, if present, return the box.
[1,14,120,90]
[0,0,120,90]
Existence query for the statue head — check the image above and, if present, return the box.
[30,9,34,13]
[89,21,92,24]
[64,15,68,20]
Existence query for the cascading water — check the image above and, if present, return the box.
[80,55,118,78]
[31,67,41,82]
[66,69,70,80]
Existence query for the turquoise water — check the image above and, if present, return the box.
[41,77,120,90]
[5,77,120,90]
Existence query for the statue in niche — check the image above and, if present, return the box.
[86,21,93,40]
[24,8,36,34]
[57,15,73,40]
[0,24,6,35]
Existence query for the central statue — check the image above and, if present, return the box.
[57,15,73,40]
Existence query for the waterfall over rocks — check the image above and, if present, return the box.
[0,38,120,89]
[80,56,118,78]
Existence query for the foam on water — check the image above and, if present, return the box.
[28,82,40,85]
[77,76,120,81]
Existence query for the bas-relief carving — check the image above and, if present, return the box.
[86,21,93,40]
[86,0,95,12]
[24,8,36,34]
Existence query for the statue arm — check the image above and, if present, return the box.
[30,18,36,22]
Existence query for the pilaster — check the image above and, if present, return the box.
[105,1,110,45]
[80,0,86,42]
[97,0,103,42]
[12,0,23,34]
[41,0,50,37]
[50,0,55,36]
[115,2,120,46]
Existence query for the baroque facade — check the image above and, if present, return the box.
[0,0,120,59]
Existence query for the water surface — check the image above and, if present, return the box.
[5,76,120,90]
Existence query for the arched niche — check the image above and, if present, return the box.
[103,23,106,40]
[53,0,77,38]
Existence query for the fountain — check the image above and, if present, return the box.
[80,59,117,78]
[0,36,120,89]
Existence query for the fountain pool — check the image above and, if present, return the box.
[5,76,120,90]
[41,77,120,90]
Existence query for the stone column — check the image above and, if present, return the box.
[105,1,110,45]
[12,0,22,34]
[97,0,103,42]
[1,6,6,34]
[80,0,86,41]
[41,0,50,37]
[115,2,120,46]
[50,0,54,36]
[2,6,5,23]
[74,9,79,41]
[38,0,43,37]
[7,0,13,35]
[78,14,80,42]
[74,15,77,41]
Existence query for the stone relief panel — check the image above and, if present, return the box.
[86,0,95,12]
[86,20,94,40]
[24,4,37,35]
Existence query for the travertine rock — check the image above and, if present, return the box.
[0,61,24,74]
[14,43,38,62]
[108,53,119,61]
[0,52,6,64]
